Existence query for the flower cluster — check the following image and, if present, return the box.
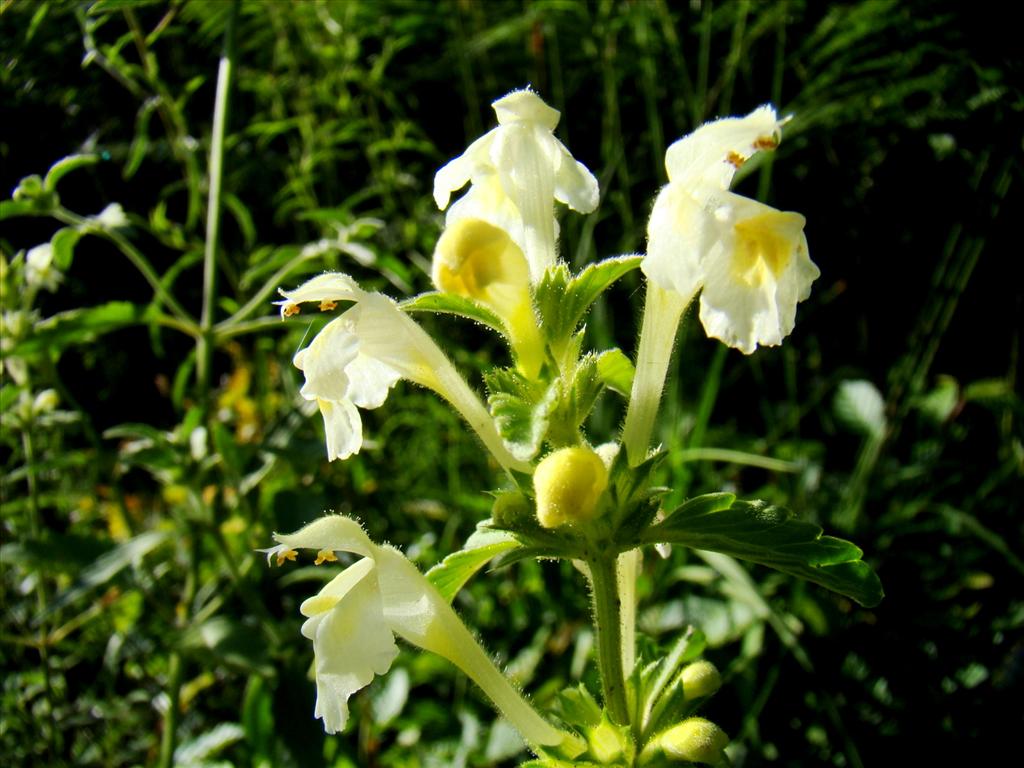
[268,88,822,764]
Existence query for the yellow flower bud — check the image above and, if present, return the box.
[533,446,608,528]
[680,660,722,700]
[660,717,729,764]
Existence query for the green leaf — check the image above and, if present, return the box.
[0,385,18,413]
[401,291,507,337]
[536,257,641,342]
[642,498,884,607]
[88,0,167,15]
[561,255,642,332]
[0,199,42,220]
[50,227,82,271]
[9,301,153,356]
[43,154,98,191]
[42,530,169,619]
[596,349,635,397]
[426,527,521,603]
[173,723,245,767]
[182,617,273,675]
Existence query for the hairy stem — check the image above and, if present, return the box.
[588,554,630,725]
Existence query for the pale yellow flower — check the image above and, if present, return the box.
[643,105,819,353]
[269,516,565,745]
[279,273,527,471]
[434,89,599,281]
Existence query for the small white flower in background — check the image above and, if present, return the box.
[32,389,60,415]
[279,273,527,471]
[434,88,599,281]
[25,243,62,292]
[643,105,820,354]
[265,515,565,745]
[93,203,128,230]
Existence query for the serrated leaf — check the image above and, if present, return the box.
[400,291,507,337]
[834,379,886,437]
[43,154,98,191]
[9,301,153,356]
[642,498,884,607]
[596,349,635,397]
[534,263,572,337]
[426,529,521,603]
[51,228,82,271]
[486,371,557,461]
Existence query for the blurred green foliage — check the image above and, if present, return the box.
[1,1,1020,766]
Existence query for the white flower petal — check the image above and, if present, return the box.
[277,272,363,314]
[276,515,375,557]
[665,104,780,192]
[697,195,816,353]
[318,397,363,461]
[343,355,402,410]
[433,132,495,210]
[642,182,720,301]
[298,558,400,734]
[294,317,360,402]
[553,137,600,213]
[492,89,560,130]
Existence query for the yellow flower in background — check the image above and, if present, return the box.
[267,516,566,746]
[643,105,819,354]
[434,88,599,282]
[279,273,528,472]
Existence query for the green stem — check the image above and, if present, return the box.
[158,533,199,768]
[196,0,237,397]
[22,428,60,758]
[621,282,690,466]
[53,208,197,327]
[588,555,630,725]
[158,652,184,768]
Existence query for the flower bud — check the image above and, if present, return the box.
[680,660,722,700]
[660,717,729,764]
[533,446,608,528]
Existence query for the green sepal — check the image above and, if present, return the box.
[641,498,884,607]
[400,291,508,337]
[425,520,520,603]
